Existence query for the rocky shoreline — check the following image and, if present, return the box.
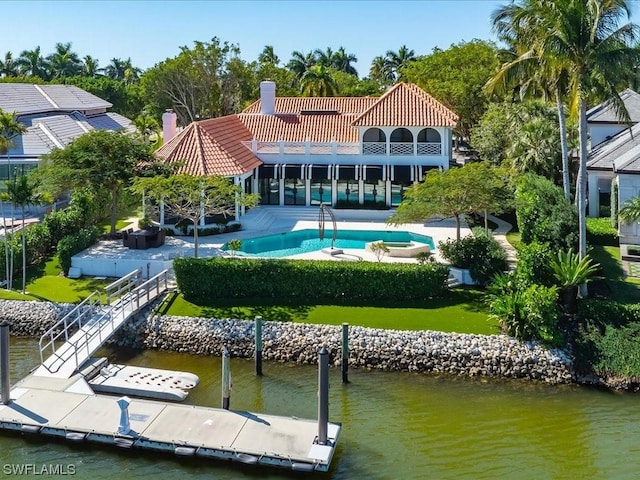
[0,299,577,386]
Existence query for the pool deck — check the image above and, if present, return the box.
[71,208,475,278]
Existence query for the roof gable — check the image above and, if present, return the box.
[351,83,458,127]
[0,83,111,116]
[587,88,640,124]
[588,122,640,170]
[156,116,261,176]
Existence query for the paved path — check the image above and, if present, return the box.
[487,214,517,267]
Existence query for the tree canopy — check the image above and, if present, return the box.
[130,174,259,257]
[37,130,155,235]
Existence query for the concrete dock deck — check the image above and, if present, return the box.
[0,373,340,472]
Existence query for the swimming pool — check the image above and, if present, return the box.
[223,229,435,258]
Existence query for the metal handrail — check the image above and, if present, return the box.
[105,268,142,305]
[38,269,169,374]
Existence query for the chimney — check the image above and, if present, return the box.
[162,109,177,143]
[260,81,276,115]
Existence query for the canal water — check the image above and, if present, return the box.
[1,337,639,479]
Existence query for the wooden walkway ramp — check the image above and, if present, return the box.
[34,270,169,379]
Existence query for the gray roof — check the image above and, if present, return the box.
[614,142,640,173]
[5,112,133,159]
[587,121,640,170]
[587,88,640,124]
[0,84,111,116]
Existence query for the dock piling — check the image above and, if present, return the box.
[255,316,263,376]
[317,345,329,445]
[222,346,231,410]
[116,396,131,435]
[341,323,349,384]
[0,322,9,404]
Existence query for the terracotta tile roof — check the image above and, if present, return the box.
[238,112,361,143]
[351,83,458,127]
[242,97,377,115]
[156,116,261,176]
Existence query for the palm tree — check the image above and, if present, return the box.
[6,176,40,294]
[133,111,160,144]
[333,47,358,76]
[618,196,640,224]
[287,50,316,78]
[0,52,19,77]
[491,0,640,297]
[16,46,49,79]
[258,45,279,65]
[0,110,27,291]
[82,55,100,77]
[369,55,394,85]
[490,2,573,201]
[47,42,82,78]
[315,47,337,68]
[385,45,416,81]
[550,248,599,314]
[300,65,338,97]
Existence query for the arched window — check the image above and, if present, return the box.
[417,128,442,155]
[362,128,386,155]
[390,128,413,155]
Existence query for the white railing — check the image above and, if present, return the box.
[244,141,360,156]
[336,144,359,154]
[104,268,142,305]
[390,142,414,155]
[309,143,332,154]
[362,142,386,155]
[417,142,442,155]
[38,269,169,375]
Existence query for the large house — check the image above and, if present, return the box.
[156,81,458,222]
[0,83,133,181]
[587,89,640,243]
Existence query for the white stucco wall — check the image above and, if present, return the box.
[588,170,615,217]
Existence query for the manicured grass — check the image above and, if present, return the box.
[0,255,111,303]
[100,202,141,234]
[506,231,522,250]
[160,288,499,334]
[589,244,640,303]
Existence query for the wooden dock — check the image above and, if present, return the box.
[0,373,340,472]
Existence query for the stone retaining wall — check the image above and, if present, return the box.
[0,299,574,385]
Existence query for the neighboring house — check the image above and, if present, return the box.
[0,83,133,181]
[587,88,640,243]
[156,81,458,224]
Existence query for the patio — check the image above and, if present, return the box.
[71,207,477,279]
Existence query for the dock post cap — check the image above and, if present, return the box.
[117,396,132,435]
[0,321,9,327]
[319,345,328,355]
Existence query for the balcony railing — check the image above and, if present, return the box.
[362,142,386,155]
[417,142,442,155]
[390,142,414,156]
[243,140,442,156]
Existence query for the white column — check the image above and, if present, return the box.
[358,180,364,205]
[159,200,165,225]
[588,173,600,217]
[385,180,391,207]
[332,179,338,206]
[305,179,311,206]
[200,188,206,226]
[234,177,241,221]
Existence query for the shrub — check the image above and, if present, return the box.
[586,217,618,246]
[56,226,101,274]
[438,228,508,285]
[174,257,450,303]
[514,241,554,288]
[43,207,85,246]
[515,173,578,250]
[489,283,561,346]
[577,300,640,329]
[25,223,52,262]
[573,322,640,378]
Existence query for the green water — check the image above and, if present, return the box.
[2,337,640,479]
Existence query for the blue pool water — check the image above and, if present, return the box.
[224,229,435,258]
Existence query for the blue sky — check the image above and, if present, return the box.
[4,0,504,76]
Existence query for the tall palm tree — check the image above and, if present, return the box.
[491,0,640,296]
[47,42,82,78]
[16,46,49,79]
[300,65,338,96]
[333,47,358,76]
[258,45,280,65]
[133,111,160,144]
[385,45,416,81]
[0,110,27,291]
[490,2,573,201]
[369,55,394,85]
[315,47,337,68]
[0,52,19,77]
[82,55,100,77]
[287,50,316,78]
[6,175,40,294]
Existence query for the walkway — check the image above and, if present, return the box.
[487,214,517,267]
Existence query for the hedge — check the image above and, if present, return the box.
[174,257,450,304]
[57,226,102,274]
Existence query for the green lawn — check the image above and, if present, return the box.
[100,201,142,234]
[589,244,640,303]
[159,288,499,334]
[0,256,111,303]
